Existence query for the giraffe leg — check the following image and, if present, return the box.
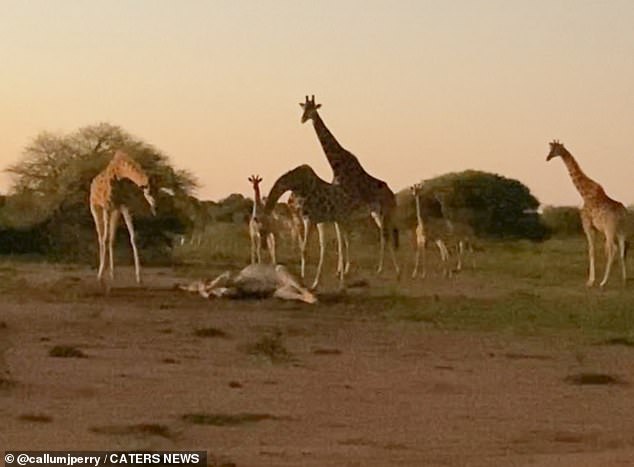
[600,234,617,288]
[343,230,351,275]
[334,222,345,289]
[300,218,311,279]
[98,208,110,281]
[371,212,385,274]
[412,227,426,279]
[618,234,627,286]
[456,240,465,272]
[91,204,107,282]
[121,207,142,284]
[267,232,277,264]
[107,209,121,280]
[256,232,263,264]
[436,239,450,278]
[332,224,351,276]
[335,223,344,276]
[581,214,596,286]
[311,223,326,290]
[249,227,257,264]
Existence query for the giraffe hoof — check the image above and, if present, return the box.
[586,280,595,287]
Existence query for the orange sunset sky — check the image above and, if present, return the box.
[1,0,633,206]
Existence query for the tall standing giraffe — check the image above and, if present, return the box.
[547,140,628,287]
[89,150,156,284]
[264,164,358,290]
[299,95,400,278]
[248,175,276,264]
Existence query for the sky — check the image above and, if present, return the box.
[1,0,633,206]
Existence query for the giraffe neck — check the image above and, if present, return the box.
[414,193,424,227]
[252,184,263,217]
[559,153,604,201]
[265,166,315,214]
[312,112,345,165]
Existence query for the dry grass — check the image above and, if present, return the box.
[48,345,87,358]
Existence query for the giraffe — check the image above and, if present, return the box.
[277,192,351,275]
[248,175,276,264]
[285,192,306,254]
[434,190,477,272]
[547,140,629,287]
[299,95,400,278]
[89,150,156,284]
[410,184,451,278]
[264,164,359,290]
[178,263,317,304]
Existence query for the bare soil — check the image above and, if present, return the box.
[2,263,634,466]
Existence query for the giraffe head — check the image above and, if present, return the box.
[410,183,424,198]
[248,175,263,189]
[546,140,569,161]
[299,95,321,124]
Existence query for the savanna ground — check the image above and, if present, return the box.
[2,227,634,466]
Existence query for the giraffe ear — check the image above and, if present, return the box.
[315,104,321,110]
[299,103,305,108]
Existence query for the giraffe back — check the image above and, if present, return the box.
[89,150,151,209]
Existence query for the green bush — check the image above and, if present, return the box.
[540,206,582,237]
[396,170,549,240]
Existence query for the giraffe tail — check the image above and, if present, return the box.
[392,228,399,250]
[624,240,629,261]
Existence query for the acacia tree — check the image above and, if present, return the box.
[3,123,199,260]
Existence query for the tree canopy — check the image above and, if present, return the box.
[1,123,199,260]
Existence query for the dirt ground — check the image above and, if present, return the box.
[2,263,634,466]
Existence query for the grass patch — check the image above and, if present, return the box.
[564,373,626,386]
[244,329,291,363]
[0,377,18,391]
[380,290,634,338]
[17,414,53,423]
[597,337,634,347]
[48,345,86,358]
[194,327,229,338]
[182,413,282,426]
[504,352,553,361]
[313,348,342,355]
[90,423,173,439]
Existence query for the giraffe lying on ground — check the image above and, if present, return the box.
[89,150,156,284]
[300,95,400,278]
[178,263,317,304]
[547,140,629,287]
[264,164,359,290]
